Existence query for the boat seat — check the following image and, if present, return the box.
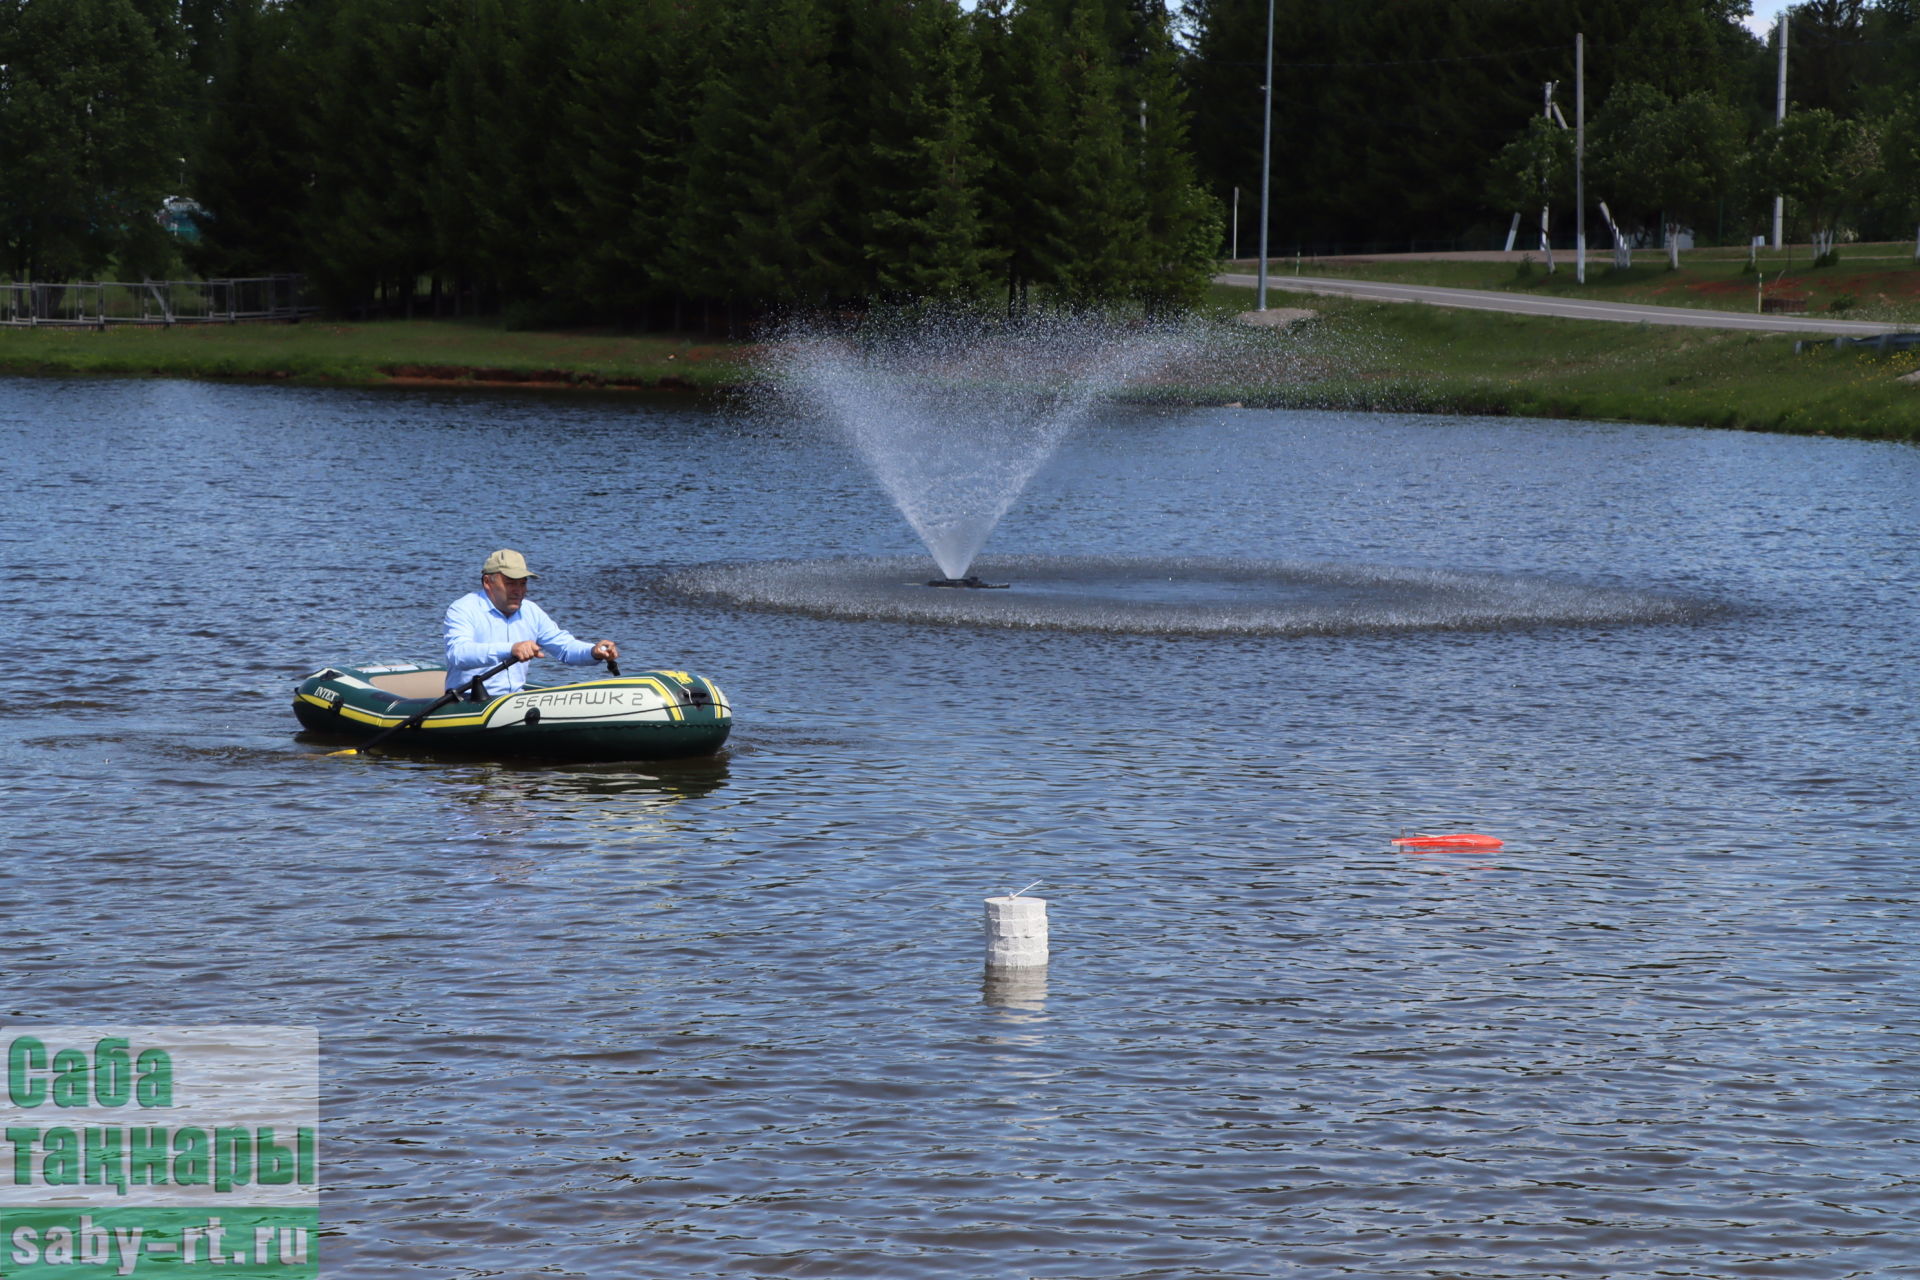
[366,670,449,699]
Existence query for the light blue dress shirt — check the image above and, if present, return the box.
[443,590,598,696]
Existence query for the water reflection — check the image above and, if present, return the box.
[437,758,731,842]
[1394,846,1503,876]
[982,966,1049,1013]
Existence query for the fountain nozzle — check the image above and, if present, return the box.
[926,575,1010,589]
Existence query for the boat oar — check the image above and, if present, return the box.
[329,653,523,757]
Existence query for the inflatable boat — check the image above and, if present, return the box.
[293,661,731,761]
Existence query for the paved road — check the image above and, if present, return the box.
[1214,272,1915,337]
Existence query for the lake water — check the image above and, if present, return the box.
[2,375,1916,1278]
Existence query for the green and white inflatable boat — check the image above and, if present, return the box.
[293,661,732,761]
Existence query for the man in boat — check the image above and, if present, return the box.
[444,549,620,697]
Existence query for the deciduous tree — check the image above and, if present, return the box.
[0,0,182,279]
[1593,82,1743,267]
[1746,106,1877,258]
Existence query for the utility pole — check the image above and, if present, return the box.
[1773,12,1789,249]
[1257,0,1274,310]
[1575,34,1585,284]
[1540,81,1555,273]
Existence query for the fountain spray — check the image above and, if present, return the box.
[767,309,1195,585]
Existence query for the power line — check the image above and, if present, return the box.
[1193,43,1580,71]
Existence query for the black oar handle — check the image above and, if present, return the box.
[348,652,524,755]
[484,652,528,679]
[455,652,527,705]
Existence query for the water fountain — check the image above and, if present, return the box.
[668,309,1723,637]
[766,310,1192,585]
[664,553,1718,636]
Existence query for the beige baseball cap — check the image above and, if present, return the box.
[482,549,538,579]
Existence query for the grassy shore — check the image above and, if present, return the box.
[0,318,749,391]
[3,279,1918,441]
[1198,281,1920,441]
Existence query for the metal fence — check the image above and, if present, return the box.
[0,276,318,327]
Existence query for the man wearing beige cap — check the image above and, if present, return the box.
[443,549,620,697]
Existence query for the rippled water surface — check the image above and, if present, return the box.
[3,376,1917,1278]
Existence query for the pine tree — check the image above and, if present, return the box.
[849,0,998,304]
[187,0,313,276]
[1126,0,1223,311]
[979,0,1147,311]
[1048,1,1147,307]
[556,0,708,318]
[1789,0,1870,117]
[671,0,854,312]
[976,0,1069,310]
[424,0,587,314]
[297,0,441,312]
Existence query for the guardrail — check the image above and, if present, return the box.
[1795,332,1920,355]
[0,277,318,328]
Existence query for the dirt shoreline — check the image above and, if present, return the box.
[377,363,702,391]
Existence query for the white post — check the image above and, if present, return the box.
[1600,200,1629,269]
[984,893,1049,969]
[1540,81,1555,273]
[1232,186,1239,261]
[1575,33,1586,284]
[1773,13,1788,250]
[1257,0,1274,310]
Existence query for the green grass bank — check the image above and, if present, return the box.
[1198,282,1920,441]
[0,319,748,391]
[4,281,1919,441]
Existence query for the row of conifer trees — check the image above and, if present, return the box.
[15,0,1920,322]
[168,0,1218,322]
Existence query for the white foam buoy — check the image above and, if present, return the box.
[984,888,1048,969]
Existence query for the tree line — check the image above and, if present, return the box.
[7,0,1920,326]
[0,0,1218,323]
[1184,0,1920,260]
